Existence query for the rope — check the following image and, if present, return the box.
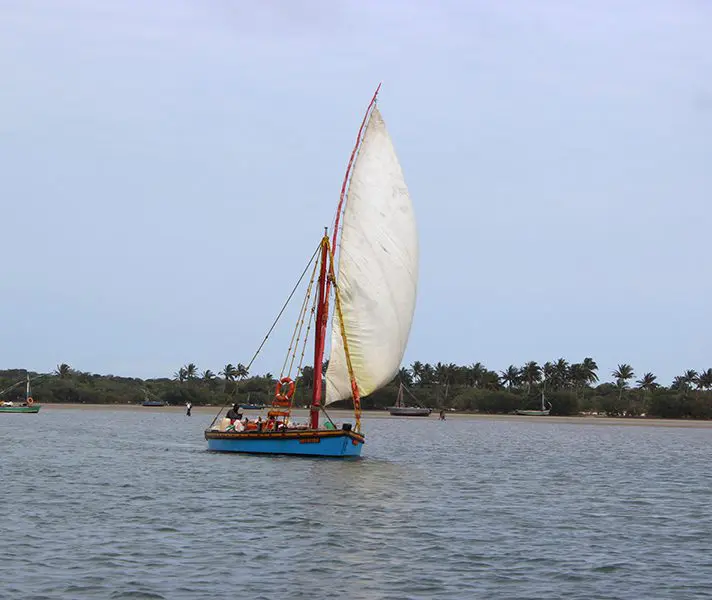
[326,242,362,432]
[280,255,319,380]
[0,373,48,398]
[207,242,321,429]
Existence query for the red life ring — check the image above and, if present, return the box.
[274,377,295,401]
[27,397,34,406]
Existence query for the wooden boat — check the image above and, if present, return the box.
[0,404,41,414]
[388,383,431,416]
[0,374,41,413]
[514,391,552,416]
[205,85,418,457]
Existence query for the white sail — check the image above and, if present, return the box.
[325,106,418,404]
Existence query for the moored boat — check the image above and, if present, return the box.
[388,383,431,416]
[0,374,41,414]
[205,84,418,457]
[514,390,552,416]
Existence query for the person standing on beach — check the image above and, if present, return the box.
[186,401,192,417]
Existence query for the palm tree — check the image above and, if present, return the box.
[697,368,712,391]
[542,362,555,387]
[636,372,658,391]
[581,357,599,385]
[398,366,413,387]
[683,369,699,390]
[221,364,237,381]
[236,363,249,380]
[202,369,216,382]
[467,362,487,388]
[612,364,635,401]
[480,370,501,391]
[54,363,73,379]
[671,375,688,392]
[500,365,520,389]
[520,361,541,394]
[174,367,187,383]
[635,372,657,414]
[552,358,570,390]
[183,363,198,380]
[410,361,424,385]
[569,363,589,397]
[420,363,434,386]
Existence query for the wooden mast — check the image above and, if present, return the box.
[310,232,330,429]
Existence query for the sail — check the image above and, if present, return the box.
[325,106,418,404]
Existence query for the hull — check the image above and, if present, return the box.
[205,429,364,457]
[388,406,431,417]
[514,409,550,416]
[0,405,41,413]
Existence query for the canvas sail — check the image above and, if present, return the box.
[325,106,418,404]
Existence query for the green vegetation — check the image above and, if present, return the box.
[1,358,711,419]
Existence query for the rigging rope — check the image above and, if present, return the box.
[326,242,362,432]
[207,242,321,429]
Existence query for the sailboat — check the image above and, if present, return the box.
[514,389,552,416]
[204,85,418,457]
[0,374,41,414]
[388,383,431,417]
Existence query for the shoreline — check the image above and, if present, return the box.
[33,404,712,429]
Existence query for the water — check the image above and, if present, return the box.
[2,408,712,599]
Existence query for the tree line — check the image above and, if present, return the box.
[1,357,710,419]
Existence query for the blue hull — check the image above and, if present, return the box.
[205,430,364,458]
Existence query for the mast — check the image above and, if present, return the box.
[310,231,330,429]
[26,373,30,402]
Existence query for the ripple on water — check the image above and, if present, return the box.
[2,411,712,599]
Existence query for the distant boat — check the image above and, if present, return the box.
[237,393,265,410]
[388,383,431,417]
[514,390,551,416]
[142,400,166,407]
[0,374,41,414]
[141,388,166,406]
[205,84,418,457]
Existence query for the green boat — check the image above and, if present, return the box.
[0,405,41,413]
[0,373,41,414]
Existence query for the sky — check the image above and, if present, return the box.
[1,0,710,385]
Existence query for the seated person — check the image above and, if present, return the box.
[226,404,242,422]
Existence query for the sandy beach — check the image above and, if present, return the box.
[36,403,712,429]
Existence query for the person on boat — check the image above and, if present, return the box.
[226,404,242,422]
[186,402,192,417]
[233,418,245,432]
[265,415,277,431]
[256,416,263,431]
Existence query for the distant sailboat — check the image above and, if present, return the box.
[514,389,552,416]
[0,373,41,414]
[205,84,418,457]
[388,383,431,417]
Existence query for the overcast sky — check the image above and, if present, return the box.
[1,0,710,384]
